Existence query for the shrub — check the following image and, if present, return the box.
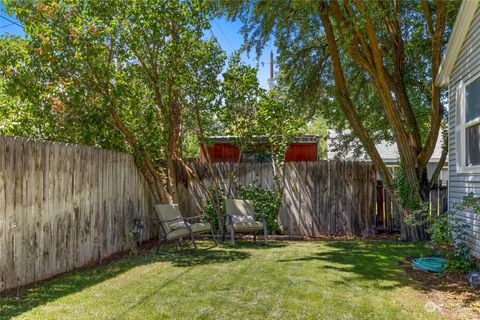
[424,193,480,272]
[426,211,469,258]
[444,256,476,273]
[203,187,225,234]
[235,183,282,234]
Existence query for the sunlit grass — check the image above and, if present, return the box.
[1,240,440,320]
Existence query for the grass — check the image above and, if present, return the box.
[1,240,441,320]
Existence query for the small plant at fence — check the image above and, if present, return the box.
[235,183,282,234]
[127,219,144,256]
[203,187,225,234]
[406,193,479,272]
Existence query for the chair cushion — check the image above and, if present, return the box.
[165,222,211,240]
[231,214,255,224]
[168,221,187,230]
[232,221,264,232]
[155,204,183,221]
[225,199,255,217]
[189,223,211,234]
[166,227,190,240]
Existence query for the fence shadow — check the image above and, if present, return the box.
[277,240,434,290]
[0,245,250,319]
[156,247,251,267]
[220,240,289,250]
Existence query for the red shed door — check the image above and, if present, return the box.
[200,143,240,163]
[285,143,318,162]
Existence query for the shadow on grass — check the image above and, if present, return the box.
[221,240,289,250]
[156,247,251,267]
[278,240,434,290]
[0,246,250,320]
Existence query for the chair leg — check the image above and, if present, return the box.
[156,233,162,254]
[210,226,218,246]
[230,228,236,246]
[190,232,198,250]
[263,224,268,245]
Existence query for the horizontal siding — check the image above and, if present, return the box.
[449,6,480,258]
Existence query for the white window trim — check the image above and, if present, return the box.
[456,78,480,174]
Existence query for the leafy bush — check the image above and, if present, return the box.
[427,211,470,258]
[203,187,225,234]
[444,256,475,273]
[235,183,282,234]
[424,193,480,272]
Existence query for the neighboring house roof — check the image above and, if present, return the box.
[436,0,479,86]
[327,130,446,163]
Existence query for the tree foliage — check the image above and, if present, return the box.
[221,0,459,240]
[1,0,226,202]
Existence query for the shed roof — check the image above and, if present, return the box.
[205,135,319,144]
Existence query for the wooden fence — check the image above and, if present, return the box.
[178,160,378,237]
[0,136,155,292]
[376,182,448,232]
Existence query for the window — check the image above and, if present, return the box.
[456,77,480,172]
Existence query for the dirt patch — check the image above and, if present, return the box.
[402,259,480,319]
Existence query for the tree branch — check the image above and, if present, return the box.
[418,0,446,167]
[429,146,447,189]
[319,2,398,203]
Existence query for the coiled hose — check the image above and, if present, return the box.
[411,257,447,273]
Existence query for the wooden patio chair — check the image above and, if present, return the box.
[154,204,217,253]
[225,199,268,246]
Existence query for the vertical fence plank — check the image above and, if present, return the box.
[305,162,317,237]
[345,161,353,236]
[72,145,81,268]
[334,161,345,236]
[64,144,74,273]
[55,142,66,275]
[24,140,36,285]
[0,137,5,291]
[328,161,336,236]
[14,138,26,286]
[4,138,15,289]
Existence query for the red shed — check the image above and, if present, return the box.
[199,135,319,164]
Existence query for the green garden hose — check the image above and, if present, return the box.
[411,257,446,273]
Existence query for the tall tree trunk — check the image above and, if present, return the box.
[166,91,183,204]
[318,1,447,241]
[399,169,430,241]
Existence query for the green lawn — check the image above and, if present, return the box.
[1,240,441,320]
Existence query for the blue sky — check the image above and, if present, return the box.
[0,6,276,89]
[209,17,277,89]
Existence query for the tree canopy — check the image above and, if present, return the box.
[0,0,314,204]
[221,0,459,239]
[1,0,227,202]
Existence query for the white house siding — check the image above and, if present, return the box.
[449,6,480,258]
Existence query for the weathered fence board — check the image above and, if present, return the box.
[376,182,448,232]
[0,136,154,293]
[178,160,378,237]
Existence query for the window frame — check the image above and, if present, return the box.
[456,77,480,173]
